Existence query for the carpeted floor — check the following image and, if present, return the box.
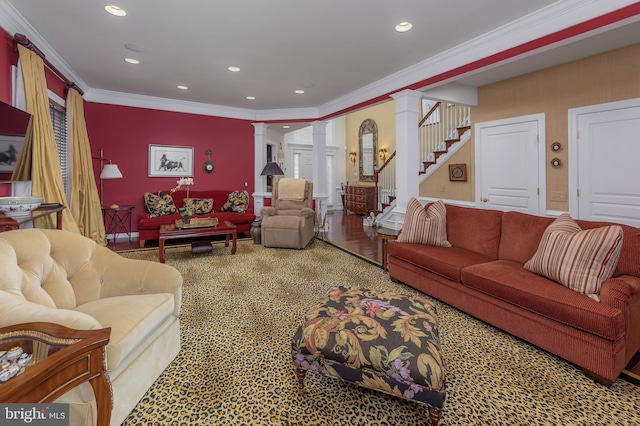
[119,239,640,425]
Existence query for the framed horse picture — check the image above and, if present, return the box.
[148,144,194,177]
[0,135,24,173]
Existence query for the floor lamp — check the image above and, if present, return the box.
[93,148,123,207]
[260,161,284,191]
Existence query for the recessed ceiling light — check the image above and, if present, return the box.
[125,43,145,52]
[395,21,413,32]
[124,58,140,64]
[294,89,305,94]
[283,125,290,129]
[177,85,188,90]
[228,66,241,72]
[246,96,256,100]
[105,5,126,17]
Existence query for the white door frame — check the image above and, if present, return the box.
[474,113,546,214]
[568,97,640,219]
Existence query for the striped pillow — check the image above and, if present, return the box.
[524,213,623,301]
[397,198,451,247]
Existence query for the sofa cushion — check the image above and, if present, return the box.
[144,192,177,218]
[461,260,624,340]
[524,214,623,301]
[183,198,213,215]
[445,204,503,259]
[222,190,250,212]
[387,241,494,282]
[74,293,175,371]
[397,199,451,247]
[577,219,640,278]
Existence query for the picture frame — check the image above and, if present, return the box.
[448,163,467,182]
[148,144,194,177]
[0,135,24,173]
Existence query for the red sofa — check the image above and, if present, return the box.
[388,204,640,385]
[138,189,256,247]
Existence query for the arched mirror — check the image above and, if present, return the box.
[358,119,377,182]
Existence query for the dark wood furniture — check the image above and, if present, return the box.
[343,185,375,215]
[377,227,399,272]
[158,220,237,263]
[0,203,65,232]
[0,322,112,426]
[102,205,134,248]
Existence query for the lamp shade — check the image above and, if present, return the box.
[260,162,284,176]
[100,164,123,179]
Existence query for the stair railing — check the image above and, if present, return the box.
[373,101,470,212]
[374,151,396,212]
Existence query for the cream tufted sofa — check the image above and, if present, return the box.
[0,228,182,426]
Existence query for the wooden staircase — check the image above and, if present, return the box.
[374,101,471,214]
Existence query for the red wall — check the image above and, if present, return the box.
[0,28,14,104]
[84,102,255,231]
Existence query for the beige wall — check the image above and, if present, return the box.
[422,42,640,210]
[345,100,396,186]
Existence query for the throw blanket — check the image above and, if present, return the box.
[278,178,306,201]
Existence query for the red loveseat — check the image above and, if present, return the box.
[388,203,640,385]
[138,189,256,247]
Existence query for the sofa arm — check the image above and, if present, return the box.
[600,275,640,309]
[98,252,183,317]
[261,206,276,216]
[0,294,102,330]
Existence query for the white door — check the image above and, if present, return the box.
[475,114,545,214]
[569,99,640,227]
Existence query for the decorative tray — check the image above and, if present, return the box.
[176,217,219,229]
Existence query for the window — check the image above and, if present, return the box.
[49,99,69,195]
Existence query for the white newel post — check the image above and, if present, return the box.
[252,123,268,216]
[389,89,422,230]
[311,120,329,228]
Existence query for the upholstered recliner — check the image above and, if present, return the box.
[0,228,182,426]
[260,178,315,249]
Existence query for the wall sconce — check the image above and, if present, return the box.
[349,151,357,164]
[378,148,388,160]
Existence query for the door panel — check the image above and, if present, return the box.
[476,116,542,214]
[576,105,640,226]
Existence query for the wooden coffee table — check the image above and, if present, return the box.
[158,220,237,263]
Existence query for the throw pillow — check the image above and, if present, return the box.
[397,198,451,247]
[184,198,213,215]
[144,192,177,218]
[221,190,250,213]
[524,213,623,301]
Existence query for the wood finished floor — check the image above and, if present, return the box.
[109,212,640,379]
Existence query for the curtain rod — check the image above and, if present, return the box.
[13,33,84,96]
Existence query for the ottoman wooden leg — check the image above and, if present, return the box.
[295,368,306,394]
[428,407,442,426]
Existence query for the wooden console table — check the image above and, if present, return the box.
[344,185,375,215]
[0,203,65,232]
[0,322,112,426]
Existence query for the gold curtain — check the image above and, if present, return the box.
[68,89,107,245]
[12,44,79,232]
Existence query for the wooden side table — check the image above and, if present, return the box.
[377,227,399,272]
[0,322,112,425]
[102,205,134,247]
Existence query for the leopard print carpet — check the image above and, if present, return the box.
[119,239,640,425]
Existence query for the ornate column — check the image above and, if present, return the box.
[252,123,268,215]
[388,89,422,229]
[312,120,329,225]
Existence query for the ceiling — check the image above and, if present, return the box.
[3,0,640,121]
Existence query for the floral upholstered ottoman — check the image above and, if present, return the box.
[292,286,446,425]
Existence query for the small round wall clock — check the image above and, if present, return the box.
[448,164,467,182]
[203,149,214,173]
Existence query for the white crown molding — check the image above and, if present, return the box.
[3,0,639,122]
[0,0,88,92]
[83,88,258,120]
[317,0,640,117]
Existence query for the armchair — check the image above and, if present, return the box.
[260,179,315,249]
[0,228,182,426]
